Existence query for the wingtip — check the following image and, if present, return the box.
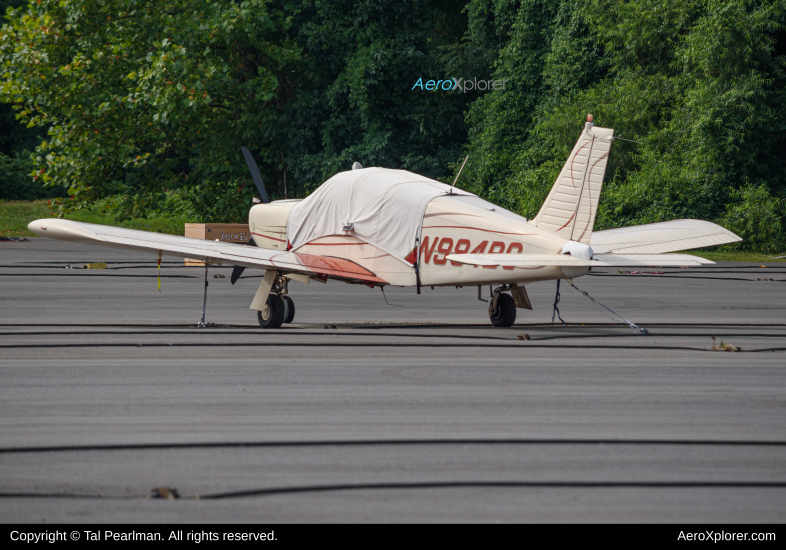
[25,218,99,242]
[28,219,48,237]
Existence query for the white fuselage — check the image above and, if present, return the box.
[249,195,586,287]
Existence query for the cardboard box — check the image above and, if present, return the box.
[184,223,251,266]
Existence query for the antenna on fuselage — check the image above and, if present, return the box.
[449,155,469,195]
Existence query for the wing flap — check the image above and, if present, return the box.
[590,219,741,254]
[28,219,387,284]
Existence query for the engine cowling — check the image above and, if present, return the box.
[248,199,302,250]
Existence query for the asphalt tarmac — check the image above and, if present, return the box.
[1,238,785,522]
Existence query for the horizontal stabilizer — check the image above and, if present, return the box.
[445,253,713,268]
[593,254,713,266]
[26,219,387,285]
[590,219,741,254]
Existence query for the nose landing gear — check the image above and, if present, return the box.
[256,273,296,328]
[282,295,295,324]
[258,295,285,328]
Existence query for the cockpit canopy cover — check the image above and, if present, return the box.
[286,168,475,263]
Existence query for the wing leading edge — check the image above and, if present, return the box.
[27,219,387,285]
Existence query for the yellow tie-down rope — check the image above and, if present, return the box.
[157,251,162,292]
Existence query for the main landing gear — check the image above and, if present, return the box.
[257,273,295,329]
[490,293,516,327]
[483,284,532,328]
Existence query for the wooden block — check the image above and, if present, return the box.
[184,223,251,265]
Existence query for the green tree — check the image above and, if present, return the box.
[254,0,474,195]
[458,0,786,251]
[0,0,54,200]
[1,0,298,217]
[457,0,606,209]
[1,0,473,218]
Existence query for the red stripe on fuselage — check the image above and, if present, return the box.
[300,242,367,246]
[421,225,532,236]
[252,232,286,243]
[423,212,485,219]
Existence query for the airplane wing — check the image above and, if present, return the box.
[589,219,741,254]
[445,253,714,267]
[27,219,387,284]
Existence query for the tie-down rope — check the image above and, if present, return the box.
[551,279,649,335]
[567,280,649,335]
[551,279,566,326]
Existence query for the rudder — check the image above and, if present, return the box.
[532,117,614,244]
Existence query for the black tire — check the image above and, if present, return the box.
[490,293,516,327]
[282,295,295,324]
[257,295,284,328]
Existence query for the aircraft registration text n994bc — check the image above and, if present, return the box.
[28,115,741,328]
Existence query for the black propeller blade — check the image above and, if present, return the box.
[241,147,269,203]
[230,238,257,285]
[234,147,266,285]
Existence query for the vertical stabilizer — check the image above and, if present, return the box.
[532,118,614,244]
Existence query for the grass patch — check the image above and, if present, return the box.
[0,200,191,237]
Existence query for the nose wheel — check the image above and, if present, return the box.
[256,274,296,329]
[282,295,295,324]
[258,295,285,328]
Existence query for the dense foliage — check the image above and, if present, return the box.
[460,0,786,252]
[0,0,51,200]
[1,0,785,250]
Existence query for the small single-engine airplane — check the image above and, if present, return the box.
[28,115,741,328]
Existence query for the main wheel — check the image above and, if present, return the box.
[257,295,284,328]
[282,295,295,324]
[490,293,516,327]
